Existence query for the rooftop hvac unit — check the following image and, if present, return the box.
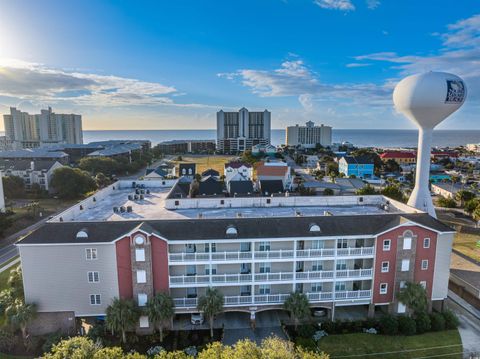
[120,206,126,213]
[127,206,133,213]
[197,213,203,219]
[128,195,133,200]
[140,195,144,200]
[140,189,145,194]
[135,189,140,194]
[236,212,243,218]
[146,189,150,194]
[134,194,139,200]
[113,207,119,213]
[132,181,136,188]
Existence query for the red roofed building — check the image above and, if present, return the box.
[380,151,416,166]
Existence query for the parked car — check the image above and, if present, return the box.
[312,308,327,317]
[191,313,204,325]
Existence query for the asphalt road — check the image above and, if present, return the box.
[447,296,480,357]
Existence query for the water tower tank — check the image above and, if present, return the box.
[393,72,466,217]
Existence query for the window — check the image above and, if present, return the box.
[337,239,348,249]
[421,260,429,270]
[335,282,346,291]
[86,248,97,260]
[139,316,149,328]
[420,281,427,289]
[312,261,323,271]
[403,234,412,250]
[423,238,431,249]
[381,261,390,273]
[241,263,251,274]
[397,302,406,313]
[136,270,147,283]
[311,283,323,292]
[135,248,145,262]
[399,281,406,289]
[185,244,196,253]
[383,239,391,251]
[205,265,217,275]
[88,271,99,283]
[311,240,324,250]
[138,293,147,306]
[90,294,101,305]
[211,243,216,253]
[259,285,270,295]
[186,265,196,276]
[259,263,271,273]
[240,242,251,252]
[336,260,347,270]
[186,287,197,298]
[401,259,410,272]
[379,283,388,295]
[240,285,251,296]
[259,241,271,251]
[295,283,303,293]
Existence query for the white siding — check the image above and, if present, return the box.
[432,232,454,300]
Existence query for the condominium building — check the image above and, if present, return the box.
[157,140,216,154]
[286,121,332,148]
[18,180,453,335]
[216,108,271,153]
[3,107,83,149]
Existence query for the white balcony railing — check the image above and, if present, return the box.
[173,290,373,308]
[170,269,373,286]
[169,246,374,263]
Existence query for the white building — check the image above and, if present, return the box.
[217,108,271,153]
[286,121,332,148]
[466,143,480,153]
[0,160,64,192]
[224,162,253,183]
[3,107,83,149]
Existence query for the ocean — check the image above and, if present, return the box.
[1,129,478,148]
[79,129,480,148]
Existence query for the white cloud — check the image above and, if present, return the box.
[0,58,177,107]
[346,63,372,68]
[366,0,380,9]
[299,94,314,112]
[314,0,355,11]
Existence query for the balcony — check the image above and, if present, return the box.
[173,290,373,308]
[168,246,374,264]
[169,269,373,286]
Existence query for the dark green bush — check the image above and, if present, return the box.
[415,312,431,334]
[430,313,446,331]
[321,320,336,334]
[42,331,65,353]
[297,324,316,338]
[295,337,317,351]
[398,316,416,336]
[0,330,15,352]
[379,315,398,335]
[442,310,459,329]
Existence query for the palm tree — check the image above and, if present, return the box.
[455,190,475,207]
[105,298,139,344]
[146,293,174,342]
[283,292,310,331]
[197,287,224,338]
[5,299,37,345]
[397,282,428,316]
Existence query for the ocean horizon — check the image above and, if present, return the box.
[1,129,479,149]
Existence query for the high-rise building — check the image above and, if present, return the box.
[216,108,271,153]
[3,107,83,149]
[286,121,332,148]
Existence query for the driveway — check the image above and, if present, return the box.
[447,295,480,357]
[222,310,288,346]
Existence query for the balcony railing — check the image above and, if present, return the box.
[173,290,373,308]
[169,246,374,263]
[169,269,373,285]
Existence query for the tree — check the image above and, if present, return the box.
[473,205,480,222]
[437,196,456,208]
[323,188,334,196]
[105,298,139,344]
[146,292,175,342]
[455,190,475,207]
[30,183,43,198]
[5,299,37,344]
[464,198,479,215]
[95,172,111,188]
[381,185,405,202]
[197,287,224,338]
[356,184,377,195]
[42,336,100,359]
[79,157,120,176]
[283,292,310,331]
[8,266,24,299]
[383,159,400,173]
[397,282,428,316]
[51,167,97,199]
[2,176,25,198]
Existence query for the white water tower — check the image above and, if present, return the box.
[393,72,466,217]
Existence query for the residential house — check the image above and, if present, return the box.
[338,156,374,179]
[0,160,64,192]
[379,151,416,166]
[224,162,253,183]
[256,162,292,190]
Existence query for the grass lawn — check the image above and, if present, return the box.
[453,232,480,262]
[0,354,34,359]
[172,155,237,174]
[317,330,462,359]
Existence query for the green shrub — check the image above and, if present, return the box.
[415,312,431,334]
[0,330,16,353]
[364,318,379,330]
[379,315,398,335]
[321,320,336,334]
[430,313,446,331]
[297,324,316,338]
[42,331,65,353]
[398,316,416,336]
[442,310,459,329]
[295,337,317,351]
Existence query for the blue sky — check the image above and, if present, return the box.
[0,0,479,130]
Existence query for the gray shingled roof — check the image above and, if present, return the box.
[17,213,453,245]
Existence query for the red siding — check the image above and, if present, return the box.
[414,230,437,298]
[151,235,169,293]
[116,237,133,299]
[373,230,397,304]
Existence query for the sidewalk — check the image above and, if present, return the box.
[448,290,480,320]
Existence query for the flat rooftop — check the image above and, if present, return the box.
[51,180,419,223]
